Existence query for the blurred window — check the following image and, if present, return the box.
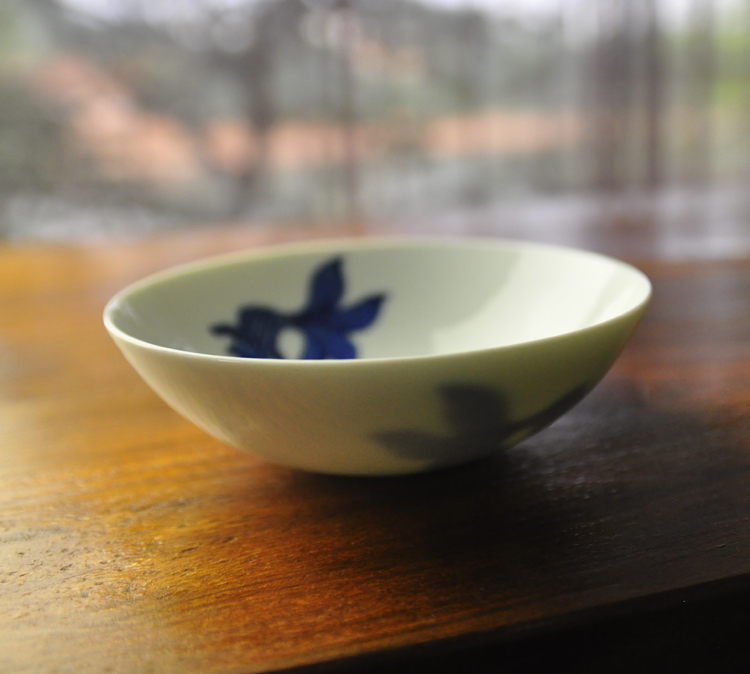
[0,0,748,239]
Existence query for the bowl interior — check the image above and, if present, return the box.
[107,240,651,360]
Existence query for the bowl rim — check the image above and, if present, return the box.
[103,235,652,366]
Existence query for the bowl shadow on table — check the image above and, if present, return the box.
[253,379,622,629]
[281,382,598,591]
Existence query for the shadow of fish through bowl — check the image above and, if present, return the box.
[372,383,592,464]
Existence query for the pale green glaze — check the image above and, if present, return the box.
[104,238,652,475]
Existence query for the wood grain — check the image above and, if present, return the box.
[2,222,750,673]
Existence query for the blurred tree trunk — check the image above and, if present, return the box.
[218,10,279,219]
[592,0,635,191]
[211,0,309,219]
[230,45,275,219]
[684,0,714,185]
[336,0,360,224]
[643,0,664,189]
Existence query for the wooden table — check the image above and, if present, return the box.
[3,205,750,673]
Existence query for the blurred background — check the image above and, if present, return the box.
[1,0,750,248]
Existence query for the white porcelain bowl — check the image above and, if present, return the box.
[104,238,651,476]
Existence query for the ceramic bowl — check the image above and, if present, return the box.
[104,238,651,476]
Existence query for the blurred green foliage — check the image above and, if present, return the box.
[0,75,67,194]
